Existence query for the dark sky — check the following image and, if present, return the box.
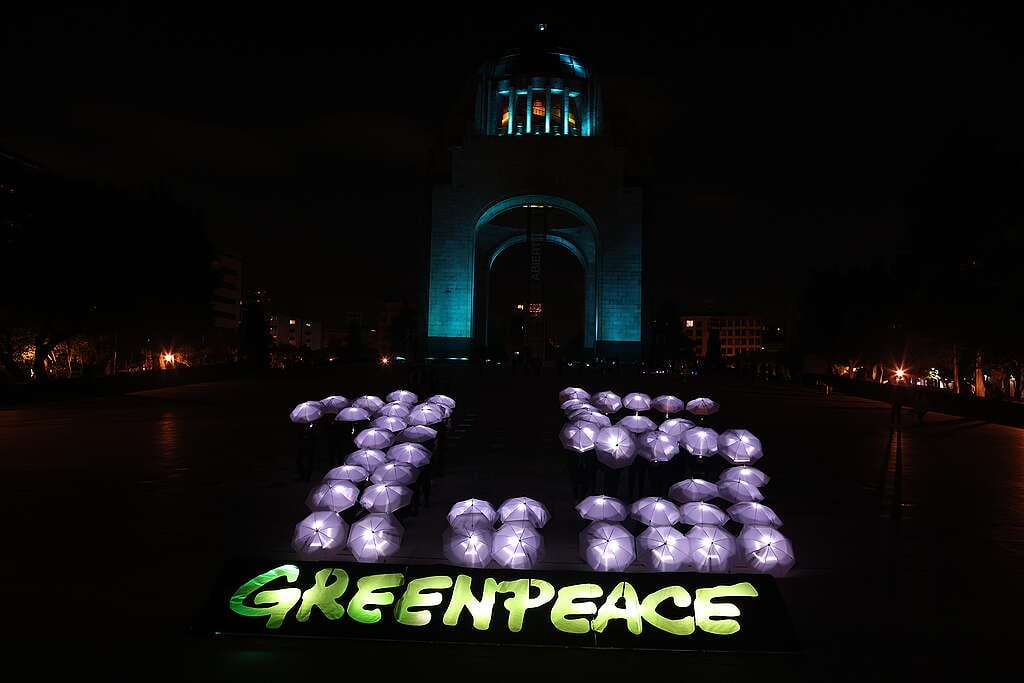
[3,3,1021,327]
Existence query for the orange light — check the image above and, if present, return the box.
[163,353,175,364]
[380,356,390,366]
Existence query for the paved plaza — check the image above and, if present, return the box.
[1,365,1021,680]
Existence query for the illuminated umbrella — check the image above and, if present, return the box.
[616,414,658,434]
[738,525,796,576]
[319,395,350,414]
[719,465,770,488]
[679,501,729,526]
[668,478,720,503]
[399,425,437,443]
[717,479,765,504]
[292,510,347,559]
[630,496,681,526]
[560,398,587,413]
[658,417,695,440]
[447,498,498,526]
[370,461,419,486]
[560,422,598,452]
[559,386,591,403]
[497,496,551,528]
[378,401,411,418]
[305,479,361,513]
[359,483,413,513]
[371,415,408,433]
[718,429,764,464]
[386,442,432,467]
[335,406,371,434]
[686,397,720,416]
[682,427,720,457]
[354,427,395,450]
[491,521,545,569]
[289,401,324,424]
[427,394,456,410]
[686,524,737,573]
[386,389,419,405]
[622,392,652,413]
[347,513,404,563]
[593,391,623,414]
[579,521,635,572]
[594,426,637,469]
[322,463,369,483]
[344,448,387,471]
[575,411,612,428]
[574,494,628,522]
[640,430,680,463]
[652,395,684,416]
[637,525,691,572]
[448,511,495,533]
[407,403,445,426]
[352,395,385,414]
[727,501,783,528]
[443,525,494,568]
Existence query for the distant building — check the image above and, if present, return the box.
[681,315,767,359]
[210,252,243,330]
[267,314,323,350]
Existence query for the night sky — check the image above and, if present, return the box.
[3,4,1020,329]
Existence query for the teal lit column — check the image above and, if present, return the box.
[427,189,475,358]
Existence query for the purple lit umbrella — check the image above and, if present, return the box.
[319,395,350,415]
[679,501,729,526]
[727,501,783,528]
[717,479,765,504]
[622,392,652,413]
[652,395,684,417]
[292,510,347,559]
[560,398,586,413]
[447,498,498,526]
[594,425,637,469]
[289,401,324,424]
[386,389,419,405]
[559,386,591,403]
[668,478,720,503]
[682,427,720,457]
[640,430,680,463]
[574,494,629,522]
[616,414,658,434]
[359,483,413,513]
[658,417,695,440]
[579,521,635,572]
[737,525,796,576]
[497,496,550,528]
[686,524,737,573]
[637,525,691,572]
[370,461,419,486]
[718,429,764,464]
[344,448,387,471]
[443,525,494,569]
[560,422,598,452]
[335,406,371,434]
[630,496,681,526]
[593,390,623,414]
[371,415,408,433]
[399,425,437,443]
[407,403,445,426]
[574,411,612,428]
[378,401,411,418]
[448,511,495,533]
[685,397,720,416]
[386,442,432,467]
[719,465,770,488]
[305,480,360,513]
[322,463,370,483]
[491,521,544,569]
[354,427,395,450]
[347,513,403,563]
[352,395,385,414]
[427,394,456,409]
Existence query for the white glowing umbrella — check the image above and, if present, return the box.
[616,414,658,434]
[727,501,783,527]
[594,426,637,469]
[679,501,729,526]
[448,511,495,533]
[738,525,796,576]
[637,525,691,572]
[560,422,598,452]
[407,403,445,426]
[622,392,652,413]
[559,386,591,403]
[322,463,369,483]
[640,430,680,463]
[574,411,612,428]
[385,442,432,467]
[719,465,770,487]
[593,390,623,414]
[371,415,408,433]
[378,401,411,418]
[354,427,395,450]
[668,478,720,503]
[652,395,684,416]
[399,425,437,443]
[443,525,494,568]
[686,397,720,416]
[447,498,499,526]
[427,394,456,409]
[359,483,413,513]
[292,510,347,559]
[658,417,695,440]
[497,496,551,528]
[305,479,361,513]
[387,389,419,405]
[335,406,371,429]
[319,395,350,414]
[353,395,385,414]
[348,513,403,563]
[579,521,635,572]
[630,496,681,526]
[718,429,764,464]
[289,401,324,424]
[574,494,629,522]
[560,398,587,413]
[344,448,387,471]
[370,461,419,486]
[717,479,765,504]
[492,521,544,569]
[682,427,720,457]
[686,524,737,573]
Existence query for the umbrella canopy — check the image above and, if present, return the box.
[491,521,545,569]
[447,498,498,526]
[719,465,770,488]
[448,511,495,533]
[682,427,720,457]
[319,396,350,414]
[289,401,324,424]
[370,461,419,486]
[636,525,691,572]
[592,391,623,414]
[668,478,720,503]
[352,395,385,414]
[292,511,347,559]
[560,398,587,413]
[727,501,783,528]
[686,524,737,573]
[442,526,494,569]
[630,496,681,526]
[344,448,387,471]
[652,395,685,416]
[386,389,419,405]
[574,411,612,428]
[378,401,411,418]
[427,394,456,409]
[559,386,591,403]
[622,392,652,413]
[322,463,370,483]
[371,415,408,433]
[497,497,551,528]
[354,427,396,450]
[738,525,796,576]
[305,480,361,513]
[335,406,371,424]
[559,422,598,452]
[579,521,635,572]
[718,429,764,464]
[686,397,720,416]
[717,479,765,504]
[385,442,432,467]
[574,494,629,522]
[358,483,413,513]
[616,414,658,434]
[594,426,637,469]
[399,425,438,443]
[347,513,404,563]
[679,501,729,526]
[407,403,445,426]
[640,431,680,463]
[658,417,695,440]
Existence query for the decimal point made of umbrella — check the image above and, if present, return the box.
[636,525,691,572]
